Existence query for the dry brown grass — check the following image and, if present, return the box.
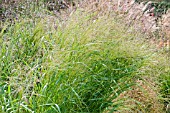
[105,79,164,113]
[162,9,170,40]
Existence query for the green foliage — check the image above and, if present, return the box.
[136,0,170,14]
[0,1,169,113]
[153,1,170,15]
[159,69,170,106]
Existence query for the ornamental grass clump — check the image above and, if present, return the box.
[0,2,169,113]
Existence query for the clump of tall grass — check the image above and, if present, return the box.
[0,5,169,113]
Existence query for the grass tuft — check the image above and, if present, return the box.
[0,1,169,113]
